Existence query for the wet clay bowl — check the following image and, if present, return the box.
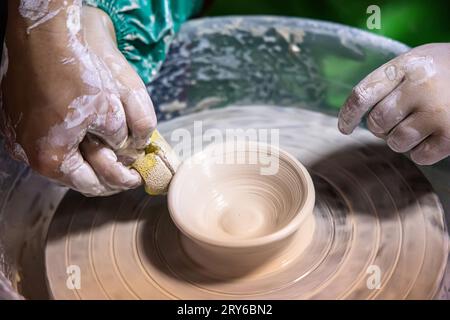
[168,141,315,278]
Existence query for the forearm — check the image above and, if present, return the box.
[5,0,85,108]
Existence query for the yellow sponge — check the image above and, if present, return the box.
[131,130,179,195]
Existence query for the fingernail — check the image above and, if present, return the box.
[125,168,142,187]
[367,116,384,134]
[338,117,352,135]
[387,136,402,152]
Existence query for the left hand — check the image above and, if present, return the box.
[338,43,450,165]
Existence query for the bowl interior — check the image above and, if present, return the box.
[168,142,313,246]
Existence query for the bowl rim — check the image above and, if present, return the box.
[168,141,315,249]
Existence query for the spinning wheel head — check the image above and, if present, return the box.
[45,106,449,300]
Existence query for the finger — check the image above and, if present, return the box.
[108,56,157,149]
[366,86,413,136]
[81,136,142,189]
[89,93,129,150]
[410,134,450,165]
[386,112,436,153]
[82,7,156,149]
[338,58,405,134]
[59,150,115,197]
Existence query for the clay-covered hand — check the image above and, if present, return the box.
[338,43,450,165]
[1,1,156,196]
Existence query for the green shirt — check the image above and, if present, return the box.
[84,0,203,83]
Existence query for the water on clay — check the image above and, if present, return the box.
[1,105,447,300]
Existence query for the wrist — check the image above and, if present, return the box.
[5,1,86,83]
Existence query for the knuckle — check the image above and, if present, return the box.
[383,64,399,81]
[351,86,370,106]
[367,110,386,133]
[91,121,127,149]
[103,120,125,138]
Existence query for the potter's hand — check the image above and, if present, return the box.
[1,1,156,196]
[338,43,450,165]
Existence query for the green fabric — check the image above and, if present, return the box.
[83,0,203,83]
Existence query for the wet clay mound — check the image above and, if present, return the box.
[44,106,448,299]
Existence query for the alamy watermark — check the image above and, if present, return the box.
[367,5,381,30]
[66,264,81,290]
[366,264,381,290]
[170,121,280,175]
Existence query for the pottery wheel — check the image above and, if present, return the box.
[45,106,449,299]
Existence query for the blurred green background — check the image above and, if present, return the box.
[207,0,450,47]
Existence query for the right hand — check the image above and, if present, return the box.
[1,1,157,196]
